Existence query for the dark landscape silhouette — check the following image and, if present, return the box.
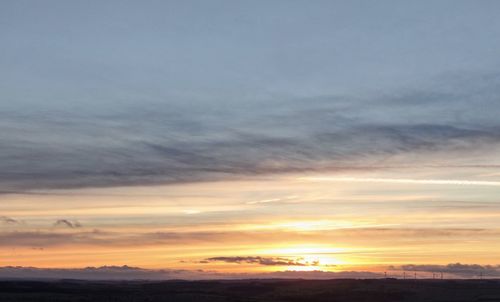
[1,279,500,302]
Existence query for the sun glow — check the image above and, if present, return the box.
[264,245,346,255]
[259,245,348,270]
[275,220,347,231]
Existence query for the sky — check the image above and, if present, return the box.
[2,0,500,279]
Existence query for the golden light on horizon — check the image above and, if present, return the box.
[2,170,500,275]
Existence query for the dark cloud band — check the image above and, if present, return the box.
[1,73,500,192]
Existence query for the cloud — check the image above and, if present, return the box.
[0,216,19,225]
[1,227,498,248]
[203,256,317,266]
[0,230,244,248]
[0,265,191,280]
[54,219,82,228]
[1,72,500,192]
[0,265,382,280]
[246,195,299,205]
[0,231,97,247]
[4,263,499,280]
[302,177,500,187]
[389,263,500,278]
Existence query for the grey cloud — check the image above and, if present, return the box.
[3,263,498,280]
[2,70,500,193]
[2,1,500,193]
[0,231,102,247]
[2,97,500,193]
[203,256,317,266]
[0,230,243,248]
[54,219,82,228]
[0,216,19,225]
[0,265,383,280]
[389,263,500,278]
[1,228,498,248]
[0,265,191,280]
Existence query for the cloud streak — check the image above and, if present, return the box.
[0,216,19,225]
[203,256,317,266]
[53,219,82,229]
[1,227,496,248]
[302,177,500,187]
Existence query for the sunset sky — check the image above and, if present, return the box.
[2,0,500,279]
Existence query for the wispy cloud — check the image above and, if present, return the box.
[246,195,299,205]
[53,219,82,228]
[302,177,500,187]
[0,216,19,225]
[1,72,500,192]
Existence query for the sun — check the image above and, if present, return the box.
[258,245,348,271]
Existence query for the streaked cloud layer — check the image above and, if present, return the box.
[2,74,500,192]
[2,1,500,192]
[1,1,500,277]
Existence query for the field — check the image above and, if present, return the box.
[1,279,499,302]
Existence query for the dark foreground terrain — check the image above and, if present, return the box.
[1,279,500,302]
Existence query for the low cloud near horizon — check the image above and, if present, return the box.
[389,263,500,278]
[1,263,497,280]
[0,265,379,280]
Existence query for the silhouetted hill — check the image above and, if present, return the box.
[1,279,500,301]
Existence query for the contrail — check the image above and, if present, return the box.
[301,177,500,187]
